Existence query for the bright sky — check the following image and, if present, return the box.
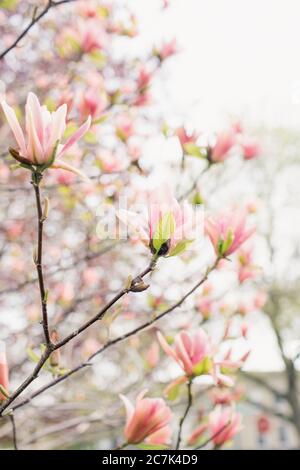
[131,0,300,130]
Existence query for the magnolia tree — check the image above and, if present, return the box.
[0,0,263,450]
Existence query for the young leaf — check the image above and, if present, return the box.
[152,212,175,253]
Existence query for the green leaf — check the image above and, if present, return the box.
[183,143,205,158]
[152,212,175,252]
[0,384,10,399]
[84,130,98,145]
[193,356,213,376]
[137,443,169,450]
[27,347,40,364]
[220,229,234,255]
[92,114,108,125]
[166,383,181,401]
[0,0,18,10]
[168,239,193,257]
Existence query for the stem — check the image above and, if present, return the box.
[0,260,156,415]
[5,258,220,414]
[0,0,78,61]
[9,413,19,450]
[32,173,52,347]
[175,379,193,450]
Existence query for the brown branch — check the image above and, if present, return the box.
[245,397,293,423]
[0,259,156,415]
[7,258,219,413]
[175,379,193,450]
[32,175,51,346]
[0,0,78,61]
[240,371,287,401]
[9,414,19,450]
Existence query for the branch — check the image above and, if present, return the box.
[245,397,293,423]
[8,259,219,413]
[240,371,287,401]
[0,0,78,61]
[32,174,51,346]
[175,379,193,450]
[9,414,19,450]
[0,259,156,415]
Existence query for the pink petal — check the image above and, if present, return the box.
[1,100,27,157]
[57,116,91,158]
[51,159,89,181]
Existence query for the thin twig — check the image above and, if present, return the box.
[175,379,193,450]
[7,259,219,413]
[195,421,231,450]
[32,175,51,346]
[0,0,77,61]
[0,259,156,415]
[9,413,19,450]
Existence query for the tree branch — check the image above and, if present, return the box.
[175,379,193,450]
[0,0,78,61]
[32,174,51,346]
[7,258,219,413]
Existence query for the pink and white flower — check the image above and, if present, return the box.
[120,390,172,445]
[205,210,255,257]
[208,406,242,447]
[1,92,91,177]
[157,329,212,377]
[117,187,195,257]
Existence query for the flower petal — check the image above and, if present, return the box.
[58,116,91,158]
[51,159,90,181]
[1,100,27,157]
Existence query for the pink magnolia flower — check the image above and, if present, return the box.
[76,19,106,53]
[188,423,208,446]
[115,114,135,142]
[118,187,195,257]
[0,342,9,401]
[210,130,236,163]
[242,140,261,160]
[137,66,152,90]
[176,127,199,151]
[237,247,258,283]
[210,385,245,406]
[1,92,91,177]
[197,297,213,320]
[156,39,177,60]
[157,329,212,377]
[208,406,242,447]
[78,88,107,120]
[205,211,255,257]
[120,390,172,445]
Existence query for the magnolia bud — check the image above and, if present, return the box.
[129,277,149,293]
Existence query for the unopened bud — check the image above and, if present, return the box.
[129,277,149,293]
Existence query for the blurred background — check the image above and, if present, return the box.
[0,0,299,450]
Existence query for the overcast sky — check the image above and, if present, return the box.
[130,0,300,131]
